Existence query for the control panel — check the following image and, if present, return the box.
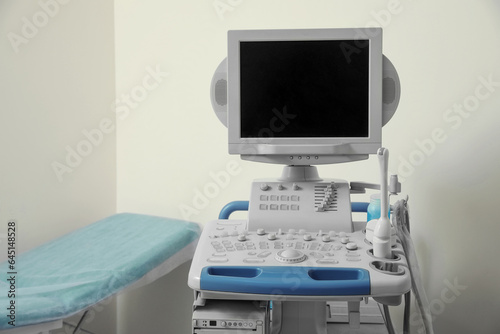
[188,219,411,299]
[248,179,353,233]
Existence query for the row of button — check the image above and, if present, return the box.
[212,240,256,252]
[206,252,362,264]
[220,321,255,328]
[260,194,300,201]
[212,229,349,238]
[211,240,343,252]
[260,183,300,191]
[211,230,357,249]
[259,203,299,211]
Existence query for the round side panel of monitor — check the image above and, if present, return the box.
[210,57,228,127]
[382,56,401,126]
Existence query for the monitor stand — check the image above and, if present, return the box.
[279,165,322,182]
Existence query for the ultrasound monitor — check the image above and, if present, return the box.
[227,28,384,165]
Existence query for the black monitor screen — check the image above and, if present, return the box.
[240,40,369,138]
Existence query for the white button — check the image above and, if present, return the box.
[267,233,276,240]
[328,231,336,237]
[303,234,312,241]
[243,258,265,263]
[322,235,331,242]
[286,233,294,240]
[346,242,358,250]
[257,228,266,235]
[317,259,339,264]
[258,251,272,258]
[293,183,300,190]
[309,252,324,259]
[207,257,229,263]
[341,237,349,244]
[238,234,247,241]
[260,183,269,191]
[298,229,306,235]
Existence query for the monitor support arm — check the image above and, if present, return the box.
[350,176,401,195]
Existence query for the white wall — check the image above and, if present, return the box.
[0,0,117,332]
[113,0,500,333]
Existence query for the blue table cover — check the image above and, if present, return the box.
[0,213,200,329]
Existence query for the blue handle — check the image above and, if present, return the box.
[218,201,250,219]
[351,202,369,213]
[201,266,370,296]
[219,201,369,219]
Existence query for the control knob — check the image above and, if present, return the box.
[275,249,307,263]
[346,242,358,250]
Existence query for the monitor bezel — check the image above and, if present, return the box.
[227,28,383,165]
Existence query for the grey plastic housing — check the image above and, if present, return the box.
[210,28,401,165]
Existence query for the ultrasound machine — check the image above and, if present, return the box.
[188,28,433,334]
